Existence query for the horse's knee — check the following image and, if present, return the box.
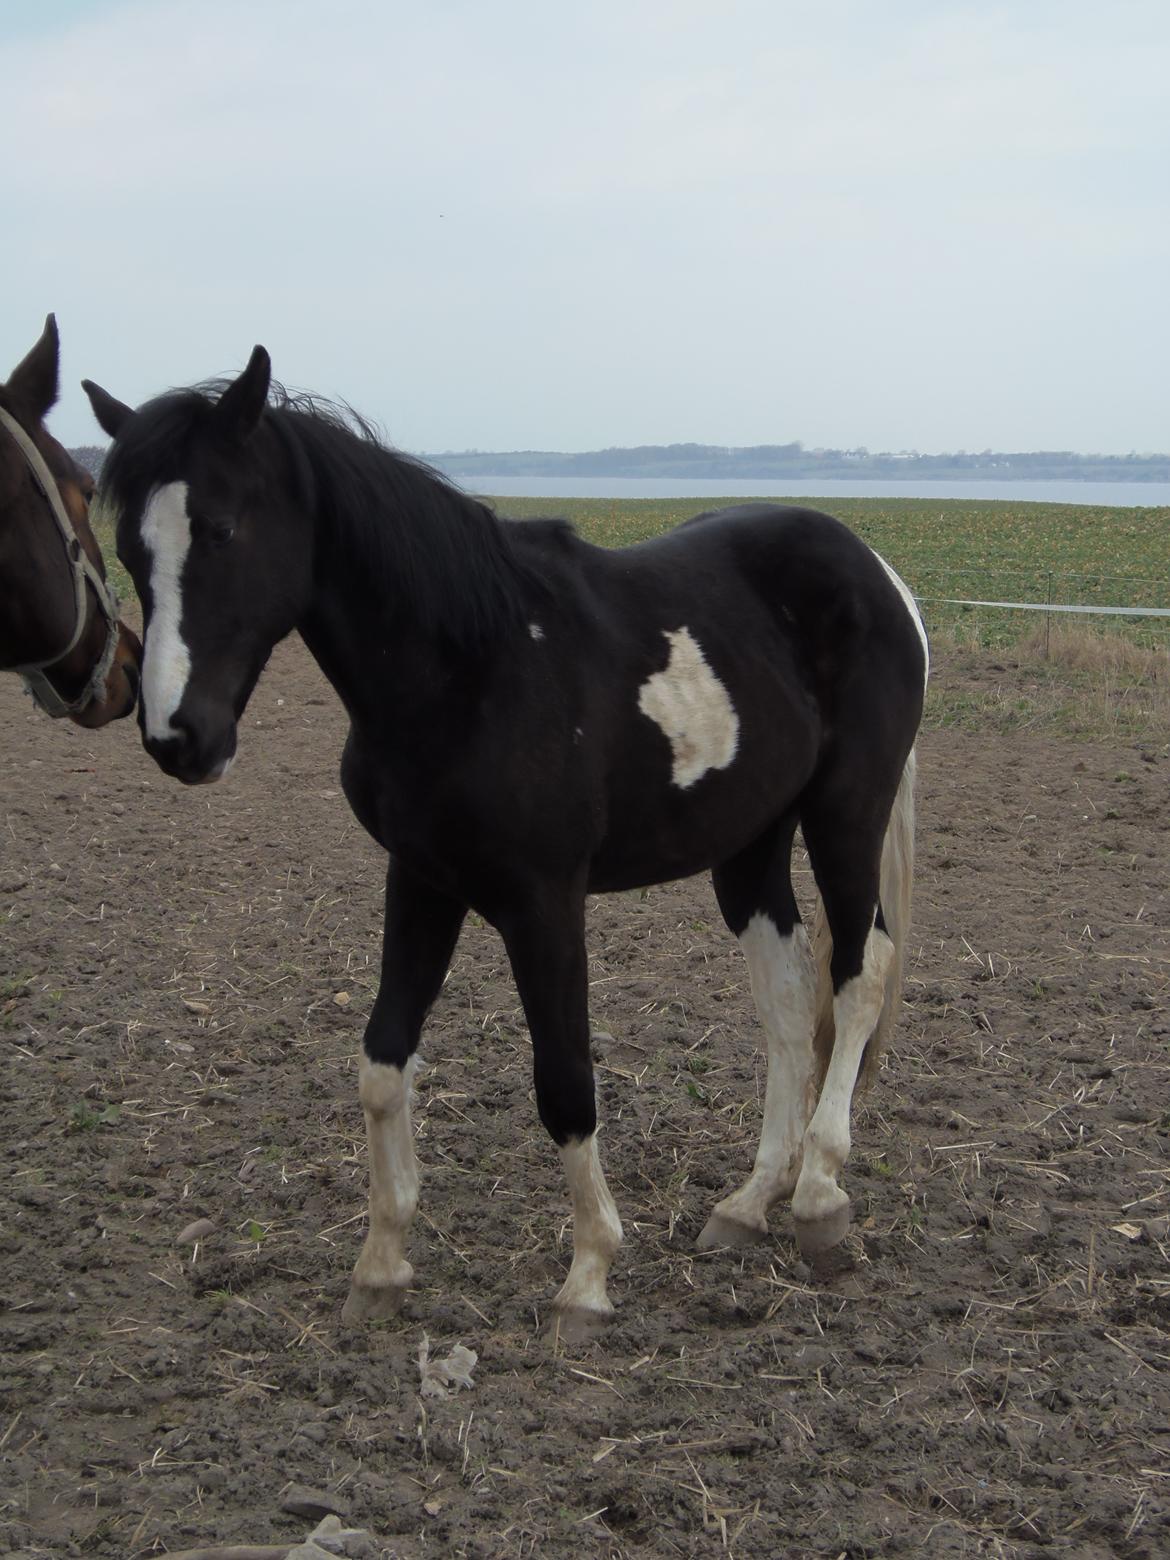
[534,1055,597,1145]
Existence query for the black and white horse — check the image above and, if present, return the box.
[84,348,927,1325]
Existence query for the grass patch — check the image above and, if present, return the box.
[88,504,133,608]
[67,1101,121,1132]
[926,627,1169,743]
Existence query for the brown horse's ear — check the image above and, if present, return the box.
[82,378,136,439]
[216,345,271,442]
[6,314,60,421]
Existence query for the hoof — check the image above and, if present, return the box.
[547,1302,614,1347]
[341,1281,408,1326]
[697,1211,769,1251]
[793,1202,851,1258]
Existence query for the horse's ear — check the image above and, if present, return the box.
[6,314,60,421]
[216,346,271,442]
[82,379,136,439]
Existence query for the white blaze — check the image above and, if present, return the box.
[637,627,740,789]
[140,481,193,743]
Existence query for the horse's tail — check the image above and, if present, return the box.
[811,746,917,1090]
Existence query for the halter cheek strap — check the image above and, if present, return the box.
[0,404,123,719]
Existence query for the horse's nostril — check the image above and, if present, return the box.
[142,710,235,785]
[166,713,196,749]
[145,717,194,767]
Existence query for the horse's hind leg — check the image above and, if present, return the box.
[699,818,817,1250]
[790,802,894,1256]
[342,861,466,1325]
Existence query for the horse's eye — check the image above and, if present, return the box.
[192,513,234,547]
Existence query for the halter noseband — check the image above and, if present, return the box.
[0,404,123,719]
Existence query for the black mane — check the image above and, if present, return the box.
[101,380,539,648]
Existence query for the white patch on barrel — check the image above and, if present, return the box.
[140,481,193,742]
[871,548,930,688]
[637,627,740,789]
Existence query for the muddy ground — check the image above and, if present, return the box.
[1,640,1168,1559]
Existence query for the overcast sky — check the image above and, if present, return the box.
[3,0,1167,454]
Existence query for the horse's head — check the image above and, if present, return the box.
[0,317,141,727]
[84,347,313,783]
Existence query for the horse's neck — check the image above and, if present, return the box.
[296,532,469,735]
[294,467,527,732]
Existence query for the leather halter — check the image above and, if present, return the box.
[0,404,122,718]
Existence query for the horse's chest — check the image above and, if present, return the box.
[339,732,395,848]
[339,733,478,869]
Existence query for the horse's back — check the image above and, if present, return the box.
[507,502,925,701]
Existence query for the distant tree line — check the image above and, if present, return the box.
[427,441,1170,483]
[71,445,106,477]
[71,439,1170,483]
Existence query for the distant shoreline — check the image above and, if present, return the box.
[433,464,1170,483]
[424,443,1170,485]
[69,440,1170,487]
[438,475,1170,508]
[67,442,1170,509]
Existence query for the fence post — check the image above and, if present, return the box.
[1044,571,1053,659]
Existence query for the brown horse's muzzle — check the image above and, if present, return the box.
[69,620,142,729]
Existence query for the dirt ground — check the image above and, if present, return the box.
[1,638,1167,1559]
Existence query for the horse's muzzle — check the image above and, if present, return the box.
[69,623,143,729]
[145,717,237,786]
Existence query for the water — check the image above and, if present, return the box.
[440,474,1170,508]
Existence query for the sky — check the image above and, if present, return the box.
[3,0,1168,455]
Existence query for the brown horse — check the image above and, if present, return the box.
[0,316,140,726]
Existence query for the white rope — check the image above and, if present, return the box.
[916,596,1170,619]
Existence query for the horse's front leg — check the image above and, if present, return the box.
[342,860,466,1325]
[501,889,623,1325]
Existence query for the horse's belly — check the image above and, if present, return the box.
[586,781,791,894]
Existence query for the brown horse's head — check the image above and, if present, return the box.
[0,316,141,727]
